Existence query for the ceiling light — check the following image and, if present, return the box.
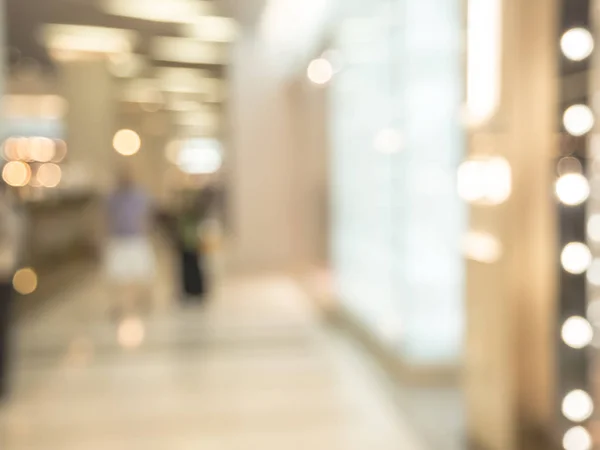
[182,16,239,42]
[40,25,138,55]
[102,0,214,23]
[151,37,228,65]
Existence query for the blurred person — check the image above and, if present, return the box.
[0,180,22,398]
[176,184,216,302]
[105,168,155,318]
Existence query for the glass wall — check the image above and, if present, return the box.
[330,0,465,365]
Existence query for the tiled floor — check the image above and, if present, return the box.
[0,253,426,449]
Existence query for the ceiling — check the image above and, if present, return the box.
[4,0,252,75]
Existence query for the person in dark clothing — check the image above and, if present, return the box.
[0,180,22,399]
[176,187,215,301]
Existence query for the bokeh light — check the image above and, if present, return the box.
[12,268,38,295]
[457,157,512,205]
[561,28,594,62]
[562,390,594,422]
[562,316,594,349]
[556,173,590,206]
[564,105,594,137]
[307,58,333,85]
[52,139,68,163]
[37,163,62,188]
[557,157,583,176]
[118,318,145,349]
[29,137,56,163]
[563,426,592,450]
[113,129,141,156]
[2,138,19,161]
[462,231,502,264]
[2,161,31,187]
[561,243,592,275]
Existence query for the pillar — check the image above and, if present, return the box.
[59,58,117,192]
[227,32,297,271]
[465,0,557,447]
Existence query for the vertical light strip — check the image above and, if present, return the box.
[466,0,502,126]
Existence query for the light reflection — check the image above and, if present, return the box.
[556,173,590,206]
[561,28,594,62]
[12,268,38,295]
[37,163,62,188]
[561,243,592,275]
[462,231,502,263]
[563,426,592,450]
[562,390,594,423]
[2,161,31,187]
[307,58,334,85]
[113,129,141,156]
[457,157,512,205]
[118,318,145,349]
[563,105,594,137]
[562,316,594,349]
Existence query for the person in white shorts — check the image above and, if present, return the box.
[105,170,155,317]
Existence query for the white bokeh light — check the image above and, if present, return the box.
[561,28,594,62]
[457,157,511,205]
[113,129,141,156]
[562,316,594,349]
[563,426,592,450]
[561,243,592,275]
[562,390,594,423]
[556,173,590,206]
[307,58,333,85]
[563,105,594,137]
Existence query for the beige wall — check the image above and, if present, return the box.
[227,34,297,271]
[465,0,557,447]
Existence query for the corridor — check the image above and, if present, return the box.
[0,265,425,449]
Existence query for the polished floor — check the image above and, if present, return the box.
[0,262,426,449]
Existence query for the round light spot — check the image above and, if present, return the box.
[563,390,594,423]
[307,58,334,85]
[2,161,31,187]
[113,129,141,156]
[37,163,62,188]
[563,426,592,450]
[117,318,145,349]
[457,157,512,205]
[12,268,38,295]
[564,105,594,137]
[556,173,590,206]
[29,137,55,163]
[562,316,594,349]
[561,28,594,62]
[558,157,583,176]
[52,139,68,163]
[561,243,592,274]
